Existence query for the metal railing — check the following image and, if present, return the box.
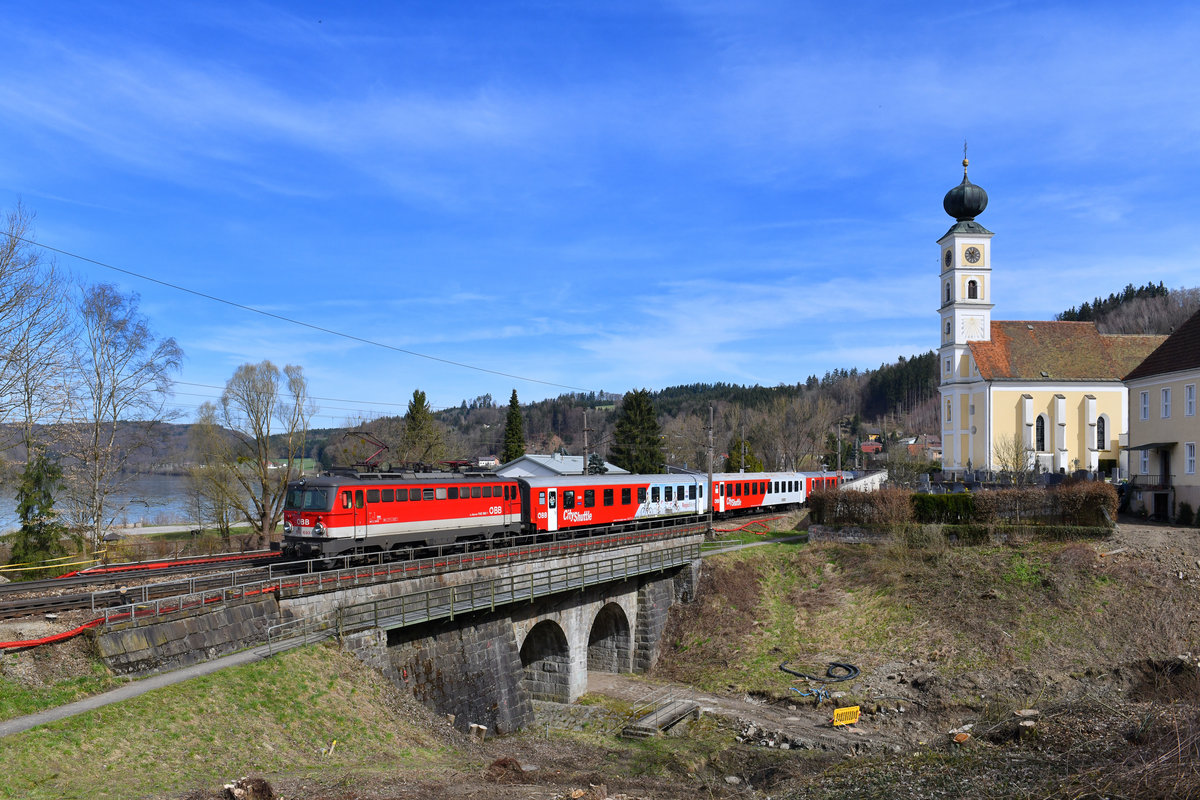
[335,542,700,635]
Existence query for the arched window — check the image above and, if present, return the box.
[1096,415,1107,451]
[945,282,951,303]
[945,320,951,336]
[967,280,978,299]
[1035,415,1047,452]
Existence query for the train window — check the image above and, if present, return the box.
[422,489,435,501]
[483,486,493,498]
[603,489,614,506]
[621,488,631,504]
[469,487,479,498]
[718,484,724,496]
[735,484,742,497]
[584,489,595,507]
[435,488,447,500]
[689,485,697,500]
[638,488,647,503]
[448,487,459,500]
[341,491,352,509]
[410,488,420,501]
[355,490,364,509]
[396,488,408,502]
[382,489,394,502]
[651,487,660,502]
[367,489,380,503]
[698,485,703,497]
[665,486,673,502]
[539,491,546,505]
[677,485,684,499]
[563,491,575,509]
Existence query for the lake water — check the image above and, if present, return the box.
[0,473,201,532]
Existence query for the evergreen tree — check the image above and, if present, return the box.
[587,453,608,474]
[609,389,665,474]
[502,389,525,463]
[724,437,765,472]
[5,449,73,579]
[401,389,445,465]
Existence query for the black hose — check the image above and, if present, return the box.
[779,660,860,683]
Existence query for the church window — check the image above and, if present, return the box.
[1096,416,1107,451]
[945,320,951,336]
[945,282,951,303]
[945,358,951,377]
[945,399,952,422]
[1035,415,1047,452]
[967,280,978,299]
[1162,388,1172,419]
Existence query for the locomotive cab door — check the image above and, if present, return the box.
[353,489,366,542]
[547,488,558,532]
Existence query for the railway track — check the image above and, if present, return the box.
[1,521,716,624]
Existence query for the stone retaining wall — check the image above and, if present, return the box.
[93,597,280,675]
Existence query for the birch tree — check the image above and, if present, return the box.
[192,361,314,541]
[63,284,182,548]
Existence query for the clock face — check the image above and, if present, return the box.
[943,250,952,268]
[964,246,981,264]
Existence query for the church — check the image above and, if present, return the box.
[936,160,1165,476]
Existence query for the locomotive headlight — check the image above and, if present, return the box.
[314,520,326,536]
[283,520,292,534]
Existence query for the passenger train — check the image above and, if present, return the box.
[281,468,843,560]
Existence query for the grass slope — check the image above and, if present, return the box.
[659,538,1197,694]
[0,644,453,800]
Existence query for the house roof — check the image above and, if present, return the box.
[1124,307,1200,381]
[495,453,629,477]
[969,321,1166,382]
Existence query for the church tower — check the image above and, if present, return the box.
[937,158,993,471]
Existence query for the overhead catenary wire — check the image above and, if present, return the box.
[16,235,593,393]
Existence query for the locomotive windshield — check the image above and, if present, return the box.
[285,487,333,511]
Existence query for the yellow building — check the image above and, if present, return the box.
[937,160,1165,476]
[1124,308,1200,519]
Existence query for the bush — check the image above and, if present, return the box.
[911,493,974,524]
[1054,481,1118,526]
[1178,502,1196,527]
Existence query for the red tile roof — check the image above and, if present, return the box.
[969,321,1166,382]
[1124,308,1200,381]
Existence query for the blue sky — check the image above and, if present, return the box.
[2,1,1199,427]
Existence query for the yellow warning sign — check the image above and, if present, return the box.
[832,706,860,727]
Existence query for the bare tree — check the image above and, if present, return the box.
[0,202,75,456]
[993,432,1035,484]
[61,284,182,548]
[192,361,314,542]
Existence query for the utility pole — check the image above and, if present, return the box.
[707,405,714,532]
[582,410,591,475]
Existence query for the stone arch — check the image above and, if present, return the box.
[519,620,571,702]
[587,602,632,673]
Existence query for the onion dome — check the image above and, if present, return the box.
[943,158,988,221]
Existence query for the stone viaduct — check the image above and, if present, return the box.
[94,533,703,735]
